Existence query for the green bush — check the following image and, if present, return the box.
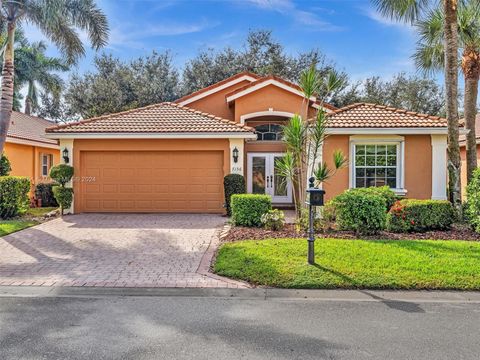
[0,176,30,219]
[261,209,285,230]
[466,168,480,233]
[348,186,399,211]
[49,164,74,186]
[35,183,59,207]
[333,189,386,235]
[231,194,272,227]
[296,207,323,233]
[52,186,74,213]
[224,174,246,216]
[0,153,11,176]
[386,199,455,233]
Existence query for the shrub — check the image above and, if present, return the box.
[0,153,11,176]
[49,164,74,186]
[333,189,386,235]
[348,186,398,211]
[0,176,30,219]
[386,199,455,233]
[466,168,480,233]
[261,209,285,230]
[35,183,59,207]
[231,194,272,227]
[224,174,246,216]
[296,207,324,232]
[52,186,74,214]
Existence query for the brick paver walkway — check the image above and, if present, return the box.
[0,214,247,288]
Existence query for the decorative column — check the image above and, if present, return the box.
[431,134,448,200]
[229,138,244,176]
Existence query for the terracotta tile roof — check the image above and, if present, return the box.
[46,102,254,134]
[174,71,261,104]
[324,103,448,128]
[459,114,480,145]
[7,111,58,145]
[224,74,337,111]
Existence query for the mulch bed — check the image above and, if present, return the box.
[226,223,480,242]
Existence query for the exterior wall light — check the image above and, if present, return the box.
[232,147,239,163]
[63,148,70,164]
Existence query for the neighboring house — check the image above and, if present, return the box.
[459,114,480,197]
[46,72,451,214]
[4,111,60,189]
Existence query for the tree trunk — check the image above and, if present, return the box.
[0,21,16,154]
[25,97,32,115]
[443,0,462,216]
[461,48,479,183]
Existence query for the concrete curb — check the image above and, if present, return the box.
[1,286,480,303]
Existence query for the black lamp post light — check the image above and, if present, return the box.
[305,177,325,265]
[232,147,239,163]
[62,148,70,164]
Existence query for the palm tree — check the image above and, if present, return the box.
[15,41,68,115]
[414,2,480,183]
[0,0,109,153]
[372,0,462,214]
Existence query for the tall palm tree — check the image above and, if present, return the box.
[0,0,109,153]
[15,41,68,115]
[372,0,462,214]
[414,2,480,183]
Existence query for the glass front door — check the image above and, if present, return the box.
[247,153,293,203]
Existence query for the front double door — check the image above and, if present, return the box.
[247,153,293,204]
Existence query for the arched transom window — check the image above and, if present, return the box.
[255,124,283,141]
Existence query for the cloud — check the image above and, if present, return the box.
[363,7,414,32]
[246,0,342,31]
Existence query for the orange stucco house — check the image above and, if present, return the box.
[460,114,480,198]
[45,72,451,214]
[4,112,60,191]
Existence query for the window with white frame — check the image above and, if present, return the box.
[41,154,52,177]
[353,143,400,189]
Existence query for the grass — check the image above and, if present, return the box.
[25,207,57,217]
[0,220,38,237]
[214,238,480,290]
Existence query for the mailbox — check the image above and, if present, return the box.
[306,178,325,206]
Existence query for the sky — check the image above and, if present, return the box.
[24,0,431,84]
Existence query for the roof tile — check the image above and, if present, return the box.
[7,111,58,145]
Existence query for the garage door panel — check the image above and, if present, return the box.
[80,150,224,213]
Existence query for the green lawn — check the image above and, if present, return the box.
[25,207,58,217]
[214,238,480,290]
[0,220,38,237]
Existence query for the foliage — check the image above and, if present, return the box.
[260,209,285,231]
[231,194,272,227]
[52,186,74,213]
[466,168,480,232]
[0,153,11,176]
[333,189,387,234]
[346,186,399,211]
[0,220,37,237]
[34,183,59,207]
[49,165,74,187]
[332,72,445,116]
[386,199,455,233]
[0,176,30,219]
[214,238,480,290]
[295,207,323,232]
[65,52,180,118]
[223,174,246,216]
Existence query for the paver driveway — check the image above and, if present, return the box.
[0,214,246,288]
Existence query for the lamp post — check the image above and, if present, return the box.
[305,177,325,265]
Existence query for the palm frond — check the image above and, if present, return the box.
[299,63,321,100]
[371,0,432,24]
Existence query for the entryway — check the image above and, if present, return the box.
[247,153,293,203]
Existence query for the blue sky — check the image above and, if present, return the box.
[26,0,428,83]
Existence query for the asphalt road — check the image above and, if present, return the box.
[0,294,479,360]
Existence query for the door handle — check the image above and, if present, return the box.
[266,175,270,188]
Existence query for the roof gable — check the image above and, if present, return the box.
[7,111,58,146]
[46,102,255,135]
[325,103,448,128]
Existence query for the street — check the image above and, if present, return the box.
[0,290,479,359]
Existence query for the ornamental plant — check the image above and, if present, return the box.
[0,176,30,219]
[50,164,74,215]
[223,174,246,216]
[261,209,285,231]
[0,153,11,176]
[231,194,272,227]
[466,168,480,232]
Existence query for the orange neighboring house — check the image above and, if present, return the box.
[4,111,60,194]
[460,114,480,198]
[45,71,456,214]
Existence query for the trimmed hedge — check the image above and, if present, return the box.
[348,186,399,211]
[224,174,246,216]
[466,168,480,233]
[0,176,30,219]
[49,164,74,186]
[35,183,59,207]
[333,189,386,235]
[0,153,11,176]
[231,194,272,227]
[52,186,74,214]
[386,199,455,233]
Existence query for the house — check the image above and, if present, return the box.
[45,72,450,214]
[460,114,480,197]
[4,111,60,189]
